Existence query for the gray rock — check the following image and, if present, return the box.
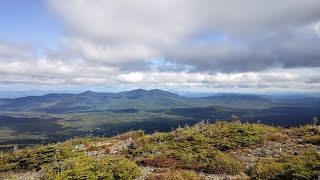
[74,144,85,151]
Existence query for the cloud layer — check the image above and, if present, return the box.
[1,0,320,91]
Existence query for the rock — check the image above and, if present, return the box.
[138,167,154,180]
[94,141,111,147]
[3,171,39,180]
[206,174,228,180]
[74,144,85,151]
[110,137,133,154]
[261,149,273,156]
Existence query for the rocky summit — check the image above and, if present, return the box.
[1,121,319,179]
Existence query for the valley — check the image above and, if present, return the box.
[0,89,319,150]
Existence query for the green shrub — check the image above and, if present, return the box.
[251,151,320,179]
[291,126,319,137]
[301,134,320,145]
[131,122,261,174]
[140,157,180,168]
[146,169,206,180]
[177,150,244,174]
[100,156,141,179]
[0,144,76,171]
[41,154,140,180]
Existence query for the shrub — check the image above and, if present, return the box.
[180,150,244,174]
[146,169,206,180]
[100,156,141,180]
[131,122,255,174]
[115,130,145,140]
[291,126,319,138]
[301,134,320,145]
[41,154,140,180]
[251,151,320,179]
[0,144,76,171]
[140,157,179,168]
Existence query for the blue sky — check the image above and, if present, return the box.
[0,0,61,48]
[0,0,320,93]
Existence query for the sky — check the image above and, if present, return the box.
[1,0,320,93]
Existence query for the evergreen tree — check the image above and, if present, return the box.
[312,117,318,126]
[231,114,240,123]
[13,144,18,154]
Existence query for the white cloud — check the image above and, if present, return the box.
[0,39,319,91]
[0,56,319,90]
[49,0,320,38]
[126,70,303,85]
[47,0,320,72]
[118,72,144,83]
[0,44,17,57]
[1,1,320,91]
[0,58,116,78]
[309,21,320,37]
[0,42,32,58]
[62,37,159,64]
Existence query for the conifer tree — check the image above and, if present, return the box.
[312,117,318,126]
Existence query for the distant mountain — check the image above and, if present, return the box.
[194,94,275,109]
[0,89,191,113]
[1,89,319,150]
[0,89,277,113]
[271,97,320,107]
[0,90,82,98]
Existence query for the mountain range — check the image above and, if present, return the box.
[0,89,277,113]
[0,89,319,150]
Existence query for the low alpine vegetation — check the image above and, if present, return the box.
[0,120,319,179]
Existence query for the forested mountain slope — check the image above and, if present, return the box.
[0,89,276,113]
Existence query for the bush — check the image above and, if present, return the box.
[41,154,140,180]
[0,144,75,171]
[140,157,179,168]
[301,134,320,145]
[131,122,255,174]
[146,169,206,180]
[100,156,141,180]
[251,151,320,179]
[291,126,319,138]
[180,150,244,174]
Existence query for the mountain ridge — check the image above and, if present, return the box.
[0,89,274,113]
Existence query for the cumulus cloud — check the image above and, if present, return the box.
[118,73,144,83]
[47,0,320,73]
[168,29,320,72]
[0,57,117,78]
[49,0,320,37]
[0,43,18,57]
[1,1,320,91]
[309,21,320,37]
[61,37,159,64]
[0,41,33,58]
[0,48,319,90]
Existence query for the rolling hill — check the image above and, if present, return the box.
[0,89,275,113]
[0,89,319,151]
